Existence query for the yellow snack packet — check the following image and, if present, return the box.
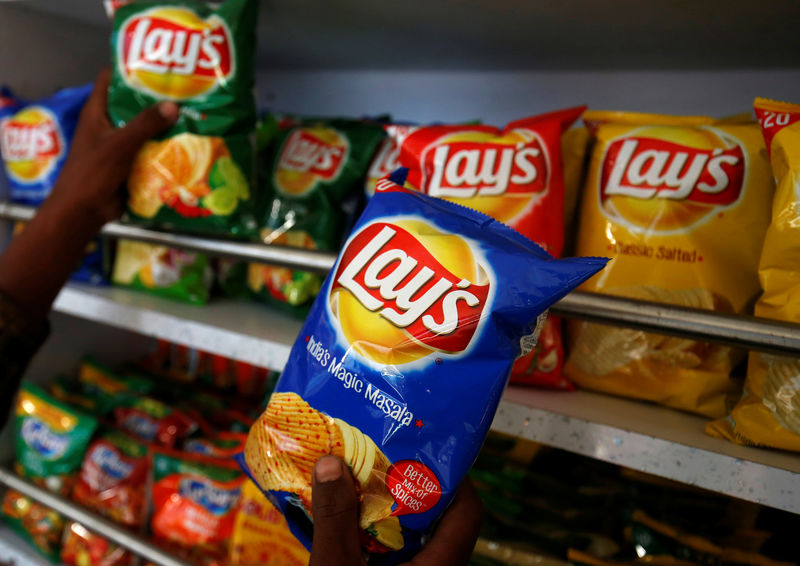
[228,479,310,566]
[706,99,800,449]
[565,110,774,417]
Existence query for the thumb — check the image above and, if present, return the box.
[110,100,179,157]
[310,455,365,566]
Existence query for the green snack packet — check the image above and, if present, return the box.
[2,383,98,562]
[248,117,384,315]
[111,239,212,304]
[216,257,248,298]
[109,0,259,236]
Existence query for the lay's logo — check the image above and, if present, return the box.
[599,128,747,232]
[422,131,549,199]
[179,478,240,516]
[274,128,349,196]
[330,208,493,365]
[601,137,744,205]
[121,412,159,441]
[21,418,69,460]
[119,7,234,100]
[0,107,64,183]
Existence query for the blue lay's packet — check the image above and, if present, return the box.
[0,84,108,285]
[239,169,607,563]
[0,84,91,206]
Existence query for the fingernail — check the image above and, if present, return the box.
[157,101,179,121]
[315,456,343,483]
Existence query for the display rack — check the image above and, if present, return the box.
[3,199,800,560]
[0,468,192,566]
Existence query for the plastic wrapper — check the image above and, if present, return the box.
[113,396,196,447]
[398,108,585,390]
[228,478,310,565]
[185,432,247,459]
[109,0,259,236]
[707,98,800,450]
[62,429,148,566]
[2,383,98,562]
[248,116,385,315]
[150,448,244,564]
[239,171,606,562]
[61,521,133,566]
[0,84,107,285]
[112,239,212,305]
[565,110,774,417]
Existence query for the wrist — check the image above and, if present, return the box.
[38,195,106,240]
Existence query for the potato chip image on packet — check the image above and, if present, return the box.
[109,0,258,236]
[706,98,800,451]
[239,169,607,563]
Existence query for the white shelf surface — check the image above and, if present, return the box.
[495,388,800,513]
[54,284,302,371]
[54,283,800,513]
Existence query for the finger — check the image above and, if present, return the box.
[310,456,365,566]
[108,100,179,158]
[71,68,114,152]
[405,479,483,566]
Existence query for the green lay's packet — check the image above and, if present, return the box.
[112,239,212,304]
[2,383,98,562]
[109,0,259,236]
[248,117,384,315]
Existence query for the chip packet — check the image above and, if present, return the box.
[114,396,196,447]
[61,521,134,566]
[185,432,247,459]
[706,98,800,450]
[0,84,109,285]
[77,357,154,413]
[150,448,245,564]
[2,383,98,562]
[248,117,385,315]
[228,478,311,566]
[112,239,212,304]
[364,124,417,198]
[0,84,91,206]
[62,429,149,566]
[565,110,774,418]
[109,0,259,236]
[398,108,585,390]
[240,171,606,562]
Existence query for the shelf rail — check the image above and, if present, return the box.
[0,467,192,566]
[3,202,800,356]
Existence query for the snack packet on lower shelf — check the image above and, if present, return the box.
[111,240,212,305]
[150,448,245,565]
[228,478,311,566]
[565,110,774,418]
[2,383,98,562]
[61,521,133,566]
[707,98,800,450]
[239,171,607,562]
[109,0,259,237]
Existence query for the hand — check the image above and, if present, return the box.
[310,456,483,566]
[0,68,178,317]
[45,68,179,229]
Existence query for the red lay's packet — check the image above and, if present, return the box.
[398,108,585,389]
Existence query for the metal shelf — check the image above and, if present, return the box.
[0,467,191,566]
[44,283,800,513]
[53,284,302,372]
[495,388,800,514]
[3,202,799,356]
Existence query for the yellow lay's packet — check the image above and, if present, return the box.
[707,99,800,449]
[228,479,310,566]
[565,110,774,417]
